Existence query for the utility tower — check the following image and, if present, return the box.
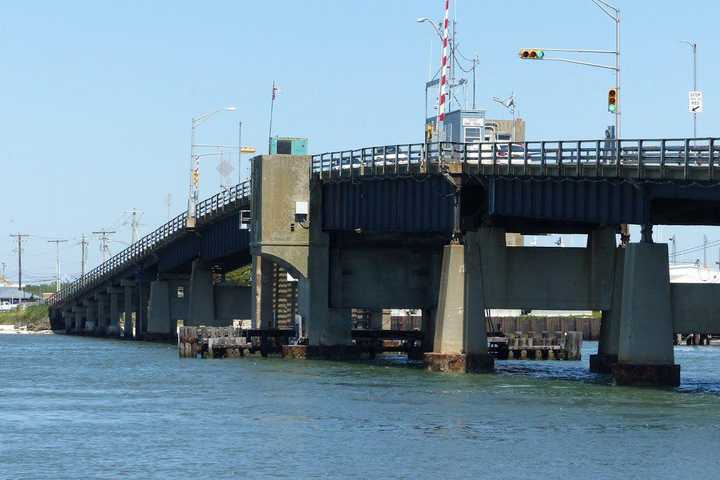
[78,234,89,277]
[9,234,29,292]
[165,194,172,220]
[92,230,116,264]
[123,209,143,244]
[47,239,68,292]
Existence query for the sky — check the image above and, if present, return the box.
[3,0,720,285]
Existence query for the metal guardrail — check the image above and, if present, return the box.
[311,138,720,181]
[48,181,251,307]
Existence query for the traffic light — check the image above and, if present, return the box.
[608,88,618,113]
[518,48,545,60]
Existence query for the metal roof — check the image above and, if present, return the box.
[0,287,35,300]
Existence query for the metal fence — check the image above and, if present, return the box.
[311,138,720,180]
[48,182,251,307]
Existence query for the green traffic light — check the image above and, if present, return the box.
[608,104,617,113]
[536,50,545,59]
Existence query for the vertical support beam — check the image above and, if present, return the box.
[590,247,624,374]
[463,231,494,372]
[147,280,171,336]
[188,259,215,326]
[306,182,331,346]
[612,242,679,387]
[368,309,383,330]
[137,280,149,339]
[425,244,468,373]
[107,288,121,336]
[421,308,435,353]
[122,282,136,338]
[84,300,97,333]
[73,307,83,333]
[251,255,274,329]
[95,293,108,335]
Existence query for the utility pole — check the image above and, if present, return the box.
[78,234,89,277]
[92,230,116,264]
[124,209,143,244]
[165,194,172,221]
[682,41,698,138]
[47,239,68,292]
[9,234,29,293]
[1,261,7,284]
[703,235,708,268]
[669,235,677,264]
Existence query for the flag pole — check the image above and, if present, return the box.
[268,81,276,154]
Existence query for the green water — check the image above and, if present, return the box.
[1,334,719,479]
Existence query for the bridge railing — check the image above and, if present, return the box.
[48,181,252,307]
[311,138,720,180]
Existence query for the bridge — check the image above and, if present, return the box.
[48,136,720,387]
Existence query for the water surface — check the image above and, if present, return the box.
[1,334,719,479]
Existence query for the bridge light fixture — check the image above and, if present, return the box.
[608,87,618,113]
[519,48,544,60]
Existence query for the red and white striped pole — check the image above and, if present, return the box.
[436,0,450,141]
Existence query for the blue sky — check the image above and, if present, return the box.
[3,0,720,284]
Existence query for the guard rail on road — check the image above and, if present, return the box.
[311,138,720,181]
[48,181,251,307]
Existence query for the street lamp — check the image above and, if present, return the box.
[493,94,517,141]
[416,17,443,41]
[681,40,698,138]
[187,106,236,228]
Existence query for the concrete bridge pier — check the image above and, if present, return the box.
[590,248,624,374]
[107,287,122,336]
[424,232,494,373]
[95,293,108,335]
[83,299,98,333]
[612,241,680,387]
[72,306,83,333]
[121,280,136,338]
[148,279,171,337]
[188,259,215,326]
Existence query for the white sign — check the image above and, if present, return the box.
[462,117,484,127]
[689,90,703,113]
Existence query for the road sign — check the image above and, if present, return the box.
[689,90,703,113]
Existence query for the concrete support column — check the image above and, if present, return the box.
[188,259,215,326]
[62,309,73,332]
[425,244,473,373]
[95,293,108,335]
[137,280,149,339]
[590,247,624,374]
[425,230,496,373]
[122,282,136,338]
[368,309,383,330]
[421,308,435,353]
[251,256,274,329]
[72,307,83,333]
[148,280,171,336]
[463,230,493,372]
[84,301,97,333]
[107,288,122,336]
[613,242,680,387]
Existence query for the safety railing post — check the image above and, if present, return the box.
[684,138,690,180]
